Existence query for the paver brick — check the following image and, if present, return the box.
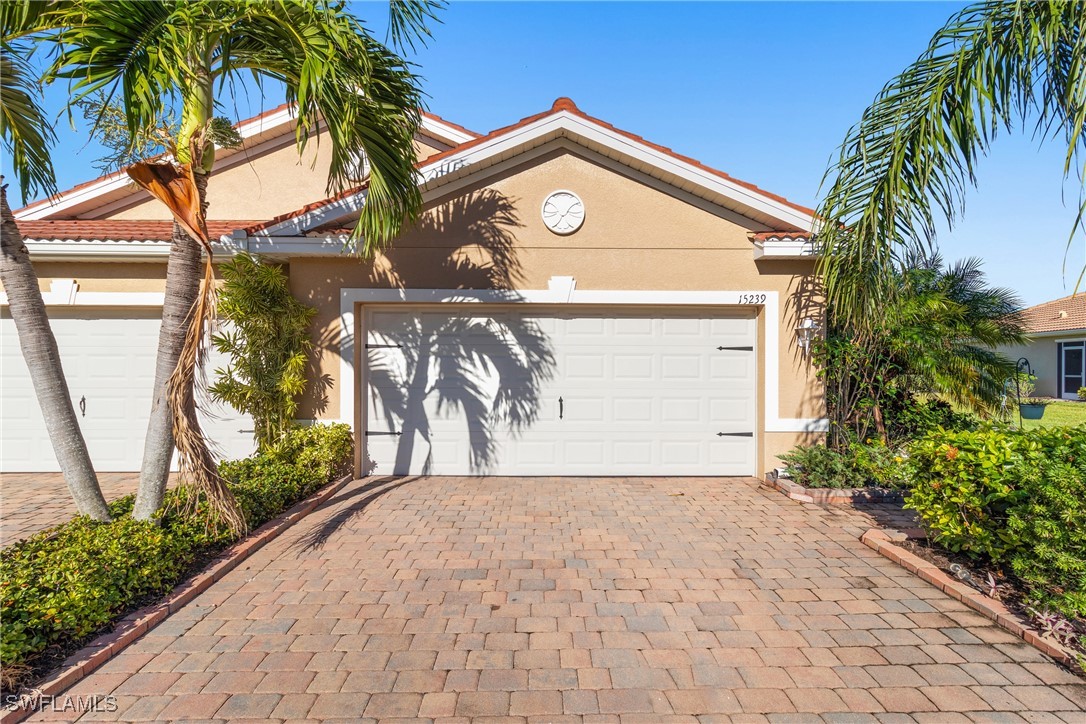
[29,476,1083,723]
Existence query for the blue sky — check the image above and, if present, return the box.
[8,1,1082,306]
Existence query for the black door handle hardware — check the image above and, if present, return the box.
[79,396,86,417]
[559,397,564,420]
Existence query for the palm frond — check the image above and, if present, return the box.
[0,43,56,202]
[387,0,444,53]
[208,0,425,250]
[818,1,1086,327]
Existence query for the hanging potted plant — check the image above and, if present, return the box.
[1017,373,1047,420]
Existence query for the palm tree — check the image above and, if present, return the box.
[817,1,1085,329]
[886,254,1026,408]
[40,0,437,529]
[0,1,111,521]
[821,253,1025,446]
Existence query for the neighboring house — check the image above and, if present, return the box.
[1002,294,1086,400]
[2,97,824,478]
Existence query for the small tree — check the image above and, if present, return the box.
[818,253,1025,448]
[209,253,316,450]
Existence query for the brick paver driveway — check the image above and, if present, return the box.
[40,477,1084,722]
[0,472,160,545]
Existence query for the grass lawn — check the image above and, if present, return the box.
[1021,400,1086,429]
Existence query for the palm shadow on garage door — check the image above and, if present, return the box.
[361,190,557,475]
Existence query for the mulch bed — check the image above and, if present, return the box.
[900,538,1086,673]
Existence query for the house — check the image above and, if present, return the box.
[2,98,825,478]
[1002,294,1086,400]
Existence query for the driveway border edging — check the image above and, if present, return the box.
[1,474,353,724]
[860,527,1075,668]
[763,477,904,506]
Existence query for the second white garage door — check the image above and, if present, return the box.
[1,309,255,472]
[363,307,757,476]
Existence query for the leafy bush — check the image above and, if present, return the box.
[1,517,202,684]
[0,423,353,690]
[886,397,977,441]
[780,444,867,489]
[1005,429,1086,616]
[269,422,354,485]
[906,425,1086,616]
[1078,386,1086,401]
[211,253,317,450]
[779,441,912,489]
[905,427,1025,559]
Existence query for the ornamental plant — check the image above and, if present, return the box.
[906,424,1086,617]
[210,253,317,450]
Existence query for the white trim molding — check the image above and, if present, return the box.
[337,278,828,443]
[753,238,818,260]
[259,110,816,238]
[16,110,476,221]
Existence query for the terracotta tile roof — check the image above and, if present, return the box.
[1019,294,1086,334]
[245,97,815,236]
[19,220,261,242]
[15,104,479,216]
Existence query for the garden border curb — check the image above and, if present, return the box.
[763,477,905,507]
[1,473,353,724]
[860,527,1075,668]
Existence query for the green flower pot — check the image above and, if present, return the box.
[1019,403,1046,420]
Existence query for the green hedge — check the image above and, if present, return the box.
[778,441,913,489]
[0,423,353,689]
[906,425,1086,616]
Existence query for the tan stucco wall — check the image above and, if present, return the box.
[103,135,446,222]
[31,262,169,293]
[1001,334,1086,398]
[287,148,823,475]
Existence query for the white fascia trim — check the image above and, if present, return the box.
[420,115,477,146]
[17,107,474,221]
[337,279,826,439]
[0,281,164,307]
[239,235,353,257]
[260,111,816,237]
[23,240,173,261]
[15,109,296,221]
[753,240,818,260]
[23,237,255,262]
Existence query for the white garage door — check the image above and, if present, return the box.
[1,309,255,472]
[363,308,757,476]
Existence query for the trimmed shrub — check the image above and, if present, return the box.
[906,424,1086,616]
[0,423,353,690]
[905,427,1025,559]
[779,442,912,489]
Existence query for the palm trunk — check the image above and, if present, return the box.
[132,220,201,520]
[0,185,110,521]
[163,170,246,535]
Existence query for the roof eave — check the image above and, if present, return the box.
[252,108,817,238]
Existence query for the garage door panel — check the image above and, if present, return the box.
[2,312,254,472]
[363,307,757,476]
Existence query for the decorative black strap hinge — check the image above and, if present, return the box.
[717,431,754,437]
[365,343,403,349]
[717,346,754,351]
[364,430,403,436]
